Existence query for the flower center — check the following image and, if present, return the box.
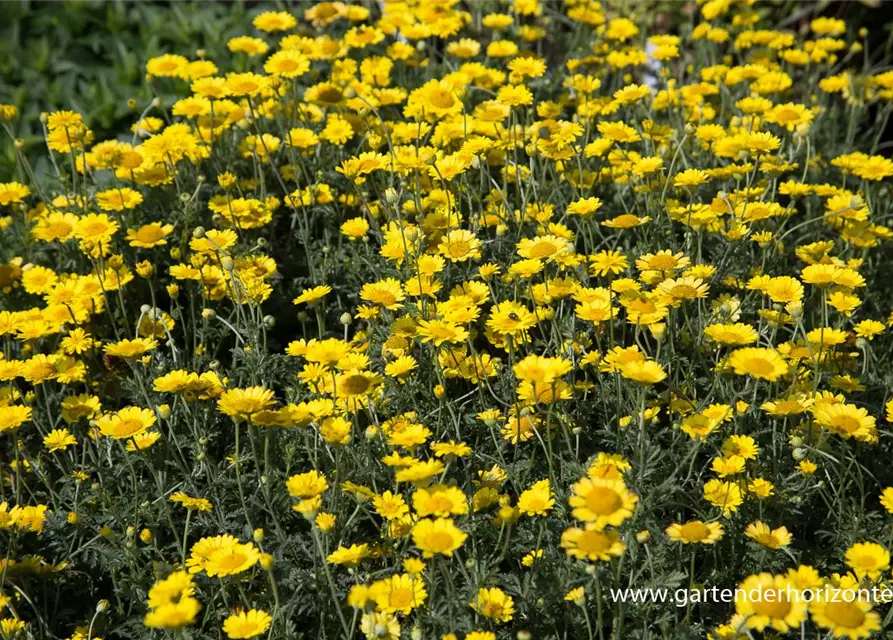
[824,601,866,628]
[585,487,622,515]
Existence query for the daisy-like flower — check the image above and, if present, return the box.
[96,187,143,211]
[292,285,331,306]
[43,428,77,452]
[223,609,272,639]
[744,521,792,550]
[470,587,515,623]
[217,387,276,421]
[811,590,881,639]
[666,520,724,544]
[735,573,807,633]
[94,407,156,440]
[411,518,467,557]
[187,534,260,577]
[568,476,638,527]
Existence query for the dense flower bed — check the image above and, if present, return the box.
[2,1,893,639]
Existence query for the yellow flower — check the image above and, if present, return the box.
[810,590,881,639]
[486,301,537,337]
[186,535,260,577]
[568,476,638,527]
[813,403,876,441]
[673,168,710,188]
[369,574,427,614]
[360,278,406,310]
[880,487,893,514]
[315,512,336,532]
[373,491,409,521]
[411,518,467,558]
[253,10,295,31]
[734,573,807,633]
[703,479,743,516]
[359,612,400,640]
[517,479,554,517]
[96,187,143,211]
[169,492,213,513]
[43,428,77,452]
[144,571,201,629]
[286,470,328,498]
[127,222,174,248]
[292,285,331,306]
[620,360,666,385]
[560,525,625,561]
[0,405,32,434]
[704,323,759,345]
[470,587,515,623]
[223,609,272,639]
[744,521,792,550]
[94,407,156,440]
[0,182,30,206]
[727,348,789,382]
[438,230,482,262]
[327,543,370,567]
[217,387,276,421]
[666,520,724,544]
[564,587,586,606]
[844,542,890,580]
[341,217,370,240]
[103,337,157,359]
